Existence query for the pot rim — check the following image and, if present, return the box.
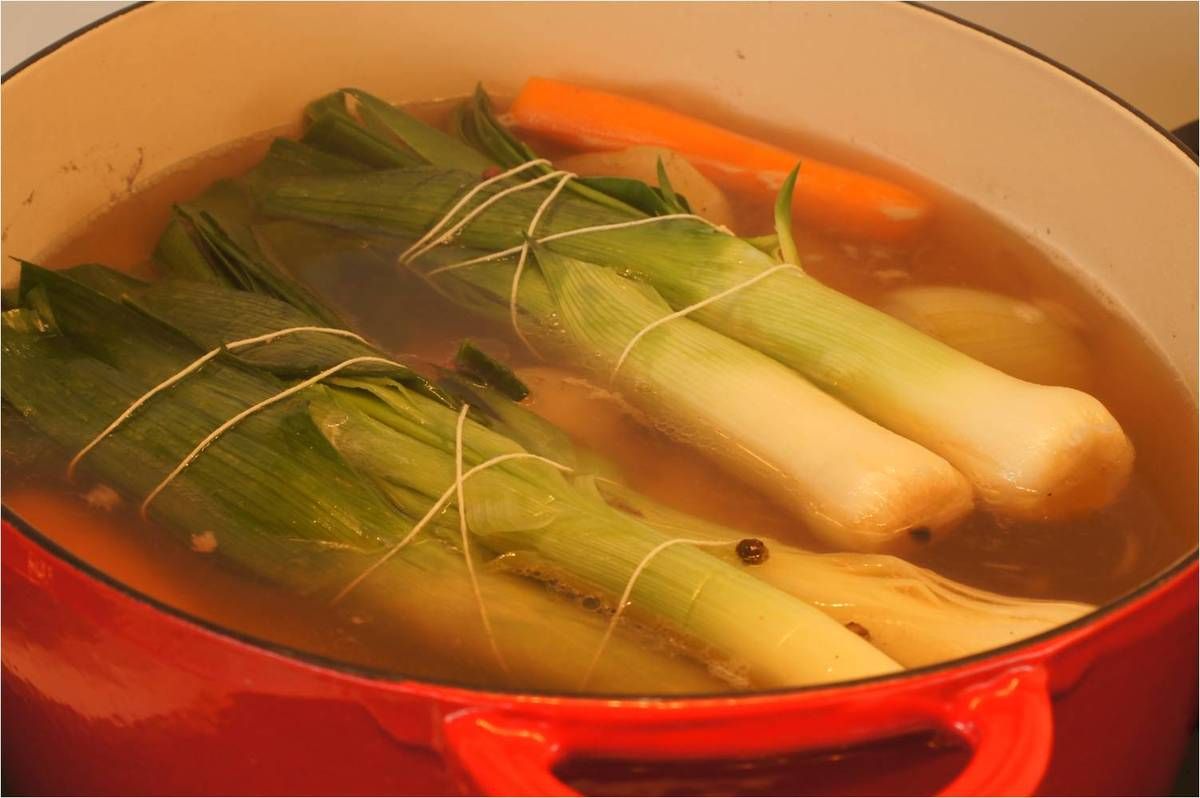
[2,0,1196,704]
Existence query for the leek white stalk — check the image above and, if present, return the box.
[593,479,1095,667]
[526,246,973,550]
[409,234,974,551]
[743,549,1093,666]
[493,199,1131,522]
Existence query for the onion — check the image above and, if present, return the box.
[880,285,1092,389]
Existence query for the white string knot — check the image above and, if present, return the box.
[400,160,732,358]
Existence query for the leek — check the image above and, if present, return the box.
[309,387,900,686]
[258,96,976,551]
[536,245,972,550]
[4,252,897,689]
[0,270,726,692]
[280,215,976,550]
[591,479,1094,667]
[434,370,1094,668]
[261,86,1134,522]
[342,528,725,692]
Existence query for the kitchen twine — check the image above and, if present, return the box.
[578,537,736,689]
[608,262,801,383]
[79,317,747,685]
[397,159,554,264]
[334,410,742,690]
[68,326,369,484]
[403,162,796,380]
[75,162,786,682]
[452,405,510,674]
[331,436,576,605]
[332,403,578,677]
[507,170,576,358]
[139,354,405,519]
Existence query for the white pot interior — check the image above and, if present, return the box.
[3,3,1194,396]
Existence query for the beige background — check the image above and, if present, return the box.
[928,1,1199,130]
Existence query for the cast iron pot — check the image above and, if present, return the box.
[3,3,1196,795]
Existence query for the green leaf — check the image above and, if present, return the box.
[774,163,802,267]
[246,138,370,189]
[654,156,693,214]
[348,89,495,173]
[261,166,738,290]
[2,398,63,478]
[436,372,618,480]
[251,219,432,354]
[467,84,543,169]
[458,87,649,217]
[446,103,473,149]
[155,217,223,283]
[453,339,529,400]
[172,205,344,327]
[48,263,147,301]
[3,267,405,581]
[574,176,677,216]
[303,109,422,169]
[743,233,780,255]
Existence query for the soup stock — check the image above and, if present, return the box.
[7,99,1193,681]
[0,4,1195,792]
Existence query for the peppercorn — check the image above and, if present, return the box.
[736,538,769,565]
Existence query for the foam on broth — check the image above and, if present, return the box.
[5,96,1196,689]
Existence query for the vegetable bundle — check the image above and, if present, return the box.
[259,86,1133,543]
[1,83,1109,694]
[2,224,899,691]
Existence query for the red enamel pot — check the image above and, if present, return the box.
[3,512,1197,795]
[3,3,1196,795]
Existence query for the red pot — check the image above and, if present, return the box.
[4,513,1196,795]
[3,4,1196,795]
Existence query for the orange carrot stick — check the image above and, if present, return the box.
[508,77,931,242]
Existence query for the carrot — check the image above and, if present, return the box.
[508,77,931,242]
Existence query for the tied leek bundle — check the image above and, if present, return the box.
[3,228,901,690]
[432,377,1097,668]
[260,87,1134,533]
[588,480,1094,667]
[3,164,1103,692]
[257,89,976,553]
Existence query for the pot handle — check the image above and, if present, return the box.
[442,664,1052,797]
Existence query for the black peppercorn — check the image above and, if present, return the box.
[736,538,769,565]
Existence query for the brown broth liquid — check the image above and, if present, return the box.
[5,97,1197,689]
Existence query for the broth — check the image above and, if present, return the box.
[4,95,1196,690]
